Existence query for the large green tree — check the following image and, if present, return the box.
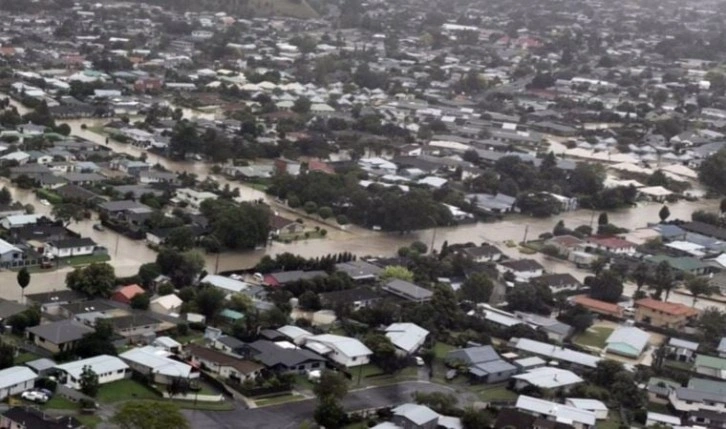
[112,401,189,429]
[458,272,494,303]
[66,263,116,297]
[699,148,726,194]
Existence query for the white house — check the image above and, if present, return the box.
[120,346,198,385]
[150,294,183,315]
[605,327,651,358]
[200,274,250,295]
[0,366,37,401]
[497,259,545,282]
[174,188,217,211]
[385,323,429,356]
[304,334,372,368]
[55,355,129,389]
[515,395,596,429]
[1,214,42,230]
[512,367,583,393]
[646,412,681,427]
[565,398,609,420]
[44,238,96,259]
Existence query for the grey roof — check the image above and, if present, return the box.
[446,345,500,365]
[98,200,152,212]
[668,338,699,351]
[246,340,326,368]
[392,403,439,425]
[25,290,86,305]
[675,386,726,404]
[335,260,383,280]
[268,270,328,284]
[382,279,433,301]
[27,319,94,344]
[0,300,27,319]
[24,358,56,372]
[216,335,246,350]
[471,359,517,376]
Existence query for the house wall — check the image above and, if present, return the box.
[219,365,259,382]
[64,367,129,389]
[669,392,726,413]
[327,347,369,368]
[31,335,71,354]
[485,369,517,384]
[48,245,94,258]
[0,378,36,400]
[635,307,692,329]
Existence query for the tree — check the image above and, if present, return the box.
[16,267,30,303]
[0,187,11,205]
[318,206,333,219]
[169,121,200,159]
[364,333,400,374]
[659,205,671,223]
[298,290,321,311]
[698,308,726,346]
[652,261,674,300]
[558,305,594,333]
[459,273,494,303]
[686,277,716,306]
[0,342,14,370]
[699,148,726,194]
[632,262,650,294]
[292,96,312,114]
[66,263,116,297]
[156,249,205,288]
[380,265,414,282]
[52,203,86,226]
[313,370,348,400]
[112,401,190,429]
[194,287,227,321]
[590,256,608,276]
[130,293,150,310]
[79,365,100,397]
[461,407,492,429]
[506,283,553,315]
[589,270,624,303]
[138,263,161,288]
[314,397,346,429]
[598,212,609,226]
[414,391,458,415]
[165,226,196,251]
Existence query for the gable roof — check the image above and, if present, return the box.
[187,344,262,375]
[516,395,596,427]
[605,327,650,355]
[500,259,544,272]
[0,366,37,390]
[27,319,95,344]
[2,407,83,429]
[115,284,145,300]
[392,403,439,425]
[635,298,699,317]
[446,345,501,365]
[305,334,372,358]
[385,323,429,354]
[513,367,583,389]
[55,355,128,380]
[120,346,195,378]
[382,279,433,301]
[245,340,326,368]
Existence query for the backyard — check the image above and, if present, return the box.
[573,326,614,349]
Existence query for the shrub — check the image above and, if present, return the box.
[336,214,349,225]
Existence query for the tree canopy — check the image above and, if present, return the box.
[66,263,116,297]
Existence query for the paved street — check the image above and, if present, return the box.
[183,381,462,429]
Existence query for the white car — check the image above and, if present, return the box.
[39,199,50,206]
[21,390,48,403]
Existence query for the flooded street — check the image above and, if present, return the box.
[0,93,722,304]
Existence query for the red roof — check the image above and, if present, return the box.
[635,298,699,317]
[549,235,583,248]
[116,284,145,300]
[589,236,636,249]
[572,295,623,316]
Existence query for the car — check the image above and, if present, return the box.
[414,356,425,366]
[39,199,50,206]
[36,388,53,397]
[445,369,458,381]
[93,224,104,231]
[21,390,48,403]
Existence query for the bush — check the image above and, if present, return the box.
[188,322,206,331]
[336,214,349,225]
[287,196,301,208]
[318,206,333,219]
[541,245,561,257]
[176,323,189,336]
[304,201,318,214]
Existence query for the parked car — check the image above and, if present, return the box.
[21,390,48,403]
[39,199,50,206]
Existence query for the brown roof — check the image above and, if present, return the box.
[269,214,297,230]
[187,344,263,375]
[548,235,584,248]
[635,298,699,317]
[572,295,623,316]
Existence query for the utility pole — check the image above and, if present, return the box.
[522,225,529,244]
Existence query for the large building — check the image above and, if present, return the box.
[634,298,699,329]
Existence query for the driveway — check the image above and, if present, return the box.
[183,381,461,429]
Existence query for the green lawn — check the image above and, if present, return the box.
[65,254,112,267]
[597,413,623,429]
[433,342,456,359]
[471,384,518,402]
[254,393,305,407]
[43,396,79,410]
[573,326,614,349]
[664,359,693,371]
[14,352,39,364]
[275,230,326,242]
[76,415,102,429]
[97,380,160,403]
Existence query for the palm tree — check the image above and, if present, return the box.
[653,261,674,300]
[686,277,717,306]
[632,262,649,294]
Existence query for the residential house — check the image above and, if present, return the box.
[511,338,601,370]
[694,355,726,380]
[212,335,246,355]
[0,367,37,401]
[111,284,145,305]
[564,399,609,420]
[1,214,42,230]
[512,357,547,374]
[585,237,637,255]
[241,340,326,374]
[0,407,83,429]
[274,158,301,176]
[571,295,624,318]
[335,260,383,282]
[390,403,456,429]
[200,274,251,295]
[718,338,726,358]
[44,238,97,259]
[497,259,545,282]
[24,290,85,314]
[269,215,304,236]
[263,270,328,286]
[515,396,596,429]
[446,345,518,384]
[24,358,57,378]
[514,312,574,343]
[532,273,582,293]
[604,327,650,358]
[462,244,503,262]
[26,319,95,354]
[187,344,263,382]
[512,367,583,394]
[109,314,167,341]
[646,412,681,428]
[0,239,25,269]
[385,323,429,356]
[634,298,699,329]
[277,325,314,346]
[304,334,373,368]
[667,338,699,363]
[149,294,183,315]
[120,346,199,385]
[174,188,217,211]
[55,355,129,389]
[494,408,576,429]
[381,279,433,302]
[669,378,726,415]
[152,337,182,354]
[467,193,518,214]
[649,255,710,276]
[320,287,381,311]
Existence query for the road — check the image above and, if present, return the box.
[182,382,466,429]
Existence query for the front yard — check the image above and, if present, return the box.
[573,326,614,349]
[96,379,160,403]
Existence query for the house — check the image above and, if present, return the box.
[446,345,517,384]
[694,355,726,380]
[335,260,383,282]
[0,238,25,268]
[512,338,601,369]
[320,287,381,312]
[532,273,582,293]
[24,358,56,377]
[390,403,441,429]
[718,338,726,358]
[24,290,85,314]
[304,334,373,368]
[0,407,83,429]
[646,412,681,428]
[44,237,97,259]
[585,237,637,255]
[667,338,699,363]
[514,312,574,343]
[241,340,326,374]
[634,298,699,329]
[513,357,547,374]
[269,215,304,236]
[512,367,583,393]
[494,408,575,429]
[571,295,624,318]
[462,244,503,262]
[152,337,182,354]
[274,158,301,176]
[174,188,217,211]
[669,378,726,414]
[277,325,313,345]
[0,366,37,401]
[515,396,596,429]
[385,323,429,356]
[381,279,433,302]
[201,274,251,295]
[212,335,246,355]
[109,314,167,340]
[564,399,609,420]
[26,319,95,354]
[186,344,263,382]
[150,294,183,315]
[263,270,328,286]
[497,259,545,282]
[55,355,130,389]
[1,214,43,230]
[120,346,198,385]
[605,327,651,358]
[111,284,145,305]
